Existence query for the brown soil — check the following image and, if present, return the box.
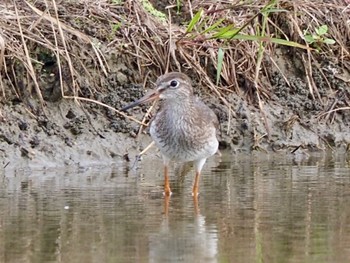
[0,1,349,170]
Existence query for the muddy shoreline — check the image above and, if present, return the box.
[1,76,348,171]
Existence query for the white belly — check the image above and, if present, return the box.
[150,121,218,162]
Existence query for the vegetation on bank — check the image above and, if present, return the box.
[0,1,349,140]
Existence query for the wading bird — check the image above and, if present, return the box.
[122,72,219,196]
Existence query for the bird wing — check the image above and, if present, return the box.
[194,98,219,130]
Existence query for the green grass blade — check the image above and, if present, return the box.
[231,34,311,50]
[216,48,224,85]
[263,8,288,13]
[201,18,225,34]
[176,0,181,13]
[186,9,203,33]
[261,0,277,12]
[212,25,239,39]
[212,28,240,39]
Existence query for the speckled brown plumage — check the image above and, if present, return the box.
[122,72,219,196]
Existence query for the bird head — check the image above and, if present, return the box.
[121,72,193,111]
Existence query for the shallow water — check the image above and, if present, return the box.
[1,152,350,263]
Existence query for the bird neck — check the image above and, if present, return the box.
[163,96,193,113]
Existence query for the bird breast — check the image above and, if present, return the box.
[149,102,218,162]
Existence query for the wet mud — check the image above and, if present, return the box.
[1,47,349,171]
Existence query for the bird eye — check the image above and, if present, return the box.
[169,80,179,88]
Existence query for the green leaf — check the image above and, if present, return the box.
[304,35,315,43]
[186,9,203,33]
[216,48,224,85]
[323,38,336,45]
[316,25,328,35]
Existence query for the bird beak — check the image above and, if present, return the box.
[121,89,160,111]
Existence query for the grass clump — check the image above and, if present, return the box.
[0,0,348,127]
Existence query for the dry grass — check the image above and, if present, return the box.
[0,0,349,123]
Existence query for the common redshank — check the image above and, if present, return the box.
[121,72,219,196]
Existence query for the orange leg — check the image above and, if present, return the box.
[192,171,201,196]
[163,194,170,216]
[164,165,172,196]
[193,193,200,215]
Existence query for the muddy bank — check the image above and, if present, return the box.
[1,69,348,171]
[0,1,349,170]
[0,99,150,170]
